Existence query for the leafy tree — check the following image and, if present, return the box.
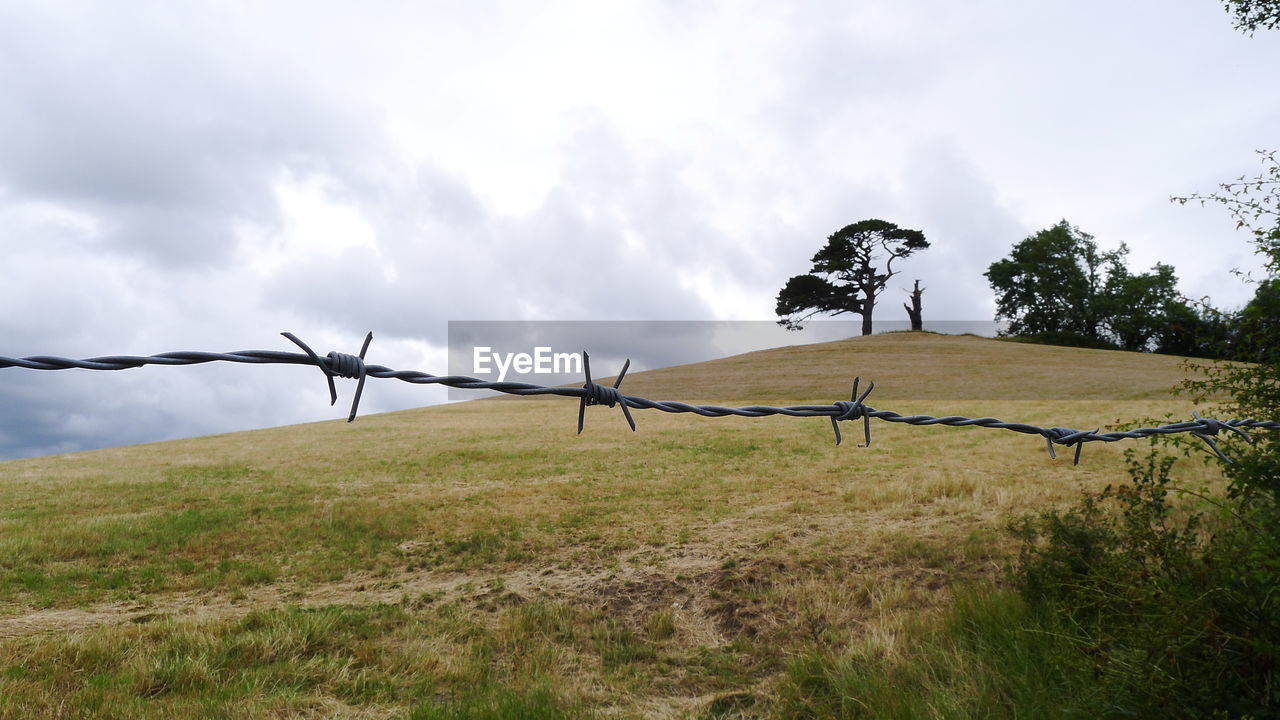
[776,219,928,335]
[1224,0,1280,33]
[1152,299,1233,358]
[984,221,1116,342]
[1238,277,1280,363]
[1100,260,1185,352]
[985,220,1190,351]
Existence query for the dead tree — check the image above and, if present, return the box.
[903,279,925,331]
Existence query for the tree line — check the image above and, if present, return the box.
[776,214,1275,362]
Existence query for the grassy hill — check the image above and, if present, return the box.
[0,333,1223,718]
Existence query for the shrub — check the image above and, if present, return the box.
[1010,448,1280,718]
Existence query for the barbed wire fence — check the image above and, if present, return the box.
[3,332,1277,466]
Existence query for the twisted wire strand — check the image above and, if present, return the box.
[3,332,1278,465]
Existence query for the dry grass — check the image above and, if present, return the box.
[0,333,1224,717]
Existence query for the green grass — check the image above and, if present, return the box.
[410,685,589,720]
[0,597,751,719]
[776,587,1101,719]
[0,582,1104,719]
[0,479,425,607]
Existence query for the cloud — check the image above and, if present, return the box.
[264,112,730,341]
[2,0,1279,459]
[0,2,375,267]
[892,137,1030,319]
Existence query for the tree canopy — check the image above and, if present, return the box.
[984,220,1189,352]
[1224,0,1280,33]
[776,219,928,335]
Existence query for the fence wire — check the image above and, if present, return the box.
[3,332,1277,465]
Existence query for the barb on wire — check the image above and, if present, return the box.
[282,332,373,422]
[830,377,874,447]
[577,351,635,434]
[1189,410,1254,462]
[1041,427,1098,466]
[3,332,1279,464]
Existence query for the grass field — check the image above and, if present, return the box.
[0,332,1225,718]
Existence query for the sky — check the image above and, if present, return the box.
[1,0,1277,459]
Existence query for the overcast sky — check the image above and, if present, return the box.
[1,1,1277,459]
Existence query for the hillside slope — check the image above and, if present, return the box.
[0,333,1224,718]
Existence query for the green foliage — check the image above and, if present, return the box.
[1100,260,1185,351]
[984,221,1114,339]
[1220,278,1280,502]
[1224,0,1280,33]
[1010,449,1280,717]
[985,220,1192,352]
[1239,278,1280,361]
[777,219,928,335]
[1153,300,1237,358]
[1183,292,1280,502]
[1001,330,1121,351]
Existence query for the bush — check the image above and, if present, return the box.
[1010,448,1280,718]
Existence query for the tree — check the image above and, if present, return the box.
[776,219,929,335]
[1100,260,1185,352]
[985,220,1191,351]
[1152,300,1232,358]
[984,220,1117,343]
[1224,0,1280,33]
[903,279,925,331]
[1237,278,1280,363]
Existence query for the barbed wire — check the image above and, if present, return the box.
[3,331,1277,465]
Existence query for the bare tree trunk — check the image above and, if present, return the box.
[861,298,874,336]
[903,279,924,331]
